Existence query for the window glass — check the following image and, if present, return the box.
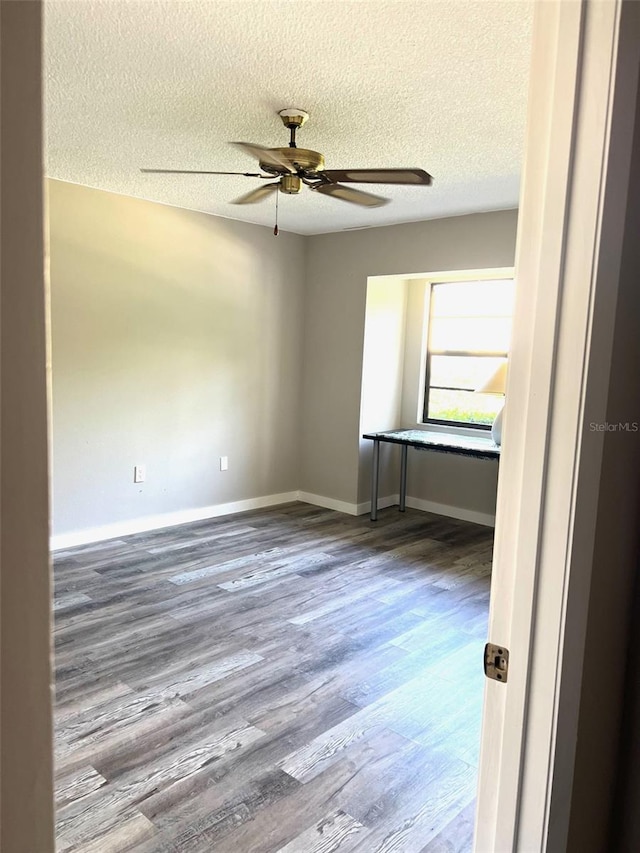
[429,317,513,353]
[423,279,515,427]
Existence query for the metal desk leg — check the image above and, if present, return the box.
[370,439,380,521]
[399,444,408,512]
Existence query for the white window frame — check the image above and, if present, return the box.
[394,267,515,439]
[421,275,515,431]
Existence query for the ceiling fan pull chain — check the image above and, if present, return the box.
[274,186,279,236]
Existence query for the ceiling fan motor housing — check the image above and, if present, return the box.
[260,147,325,175]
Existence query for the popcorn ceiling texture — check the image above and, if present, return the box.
[44,0,533,235]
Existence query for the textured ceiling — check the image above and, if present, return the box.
[44,0,533,236]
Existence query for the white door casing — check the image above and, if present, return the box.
[475,1,640,851]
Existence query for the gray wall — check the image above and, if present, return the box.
[1,2,55,849]
[359,276,408,501]
[50,188,517,537]
[50,180,305,536]
[300,210,518,509]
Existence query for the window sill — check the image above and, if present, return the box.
[409,421,492,440]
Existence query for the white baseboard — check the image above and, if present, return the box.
[50,491,299,551]
[297,491,398,516]
[354,494,400,516]
[296,490,360,515]
[351,494,493,526]
[51,488,494,551]
[405,495,495,527]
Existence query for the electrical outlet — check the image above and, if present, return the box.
[134,465,146,483]
[220,456,228,472]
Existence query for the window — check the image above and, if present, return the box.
[422,278,515,428]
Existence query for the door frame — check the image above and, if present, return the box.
[475,1,640,850]
[3,1,640,849]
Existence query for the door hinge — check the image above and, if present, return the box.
[484,642,509,683]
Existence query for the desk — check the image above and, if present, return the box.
[362,428,501,521]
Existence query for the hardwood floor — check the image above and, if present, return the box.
[53,503,493,852]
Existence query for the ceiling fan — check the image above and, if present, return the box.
[141,109,433,211]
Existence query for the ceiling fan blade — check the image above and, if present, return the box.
[140,168,269,177]
[232,142,295,173]
[320,168,433,185]
[231,183,279,205]
[313,183,388,207]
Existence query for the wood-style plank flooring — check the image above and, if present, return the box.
[53,503,493,852]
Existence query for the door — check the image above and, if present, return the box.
[475,1,640,850]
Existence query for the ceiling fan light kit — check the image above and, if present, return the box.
[280,174,302,195]
[141,109,433,230]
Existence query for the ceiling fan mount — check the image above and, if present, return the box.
[277,108,309,130]
[141,109,433,210]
